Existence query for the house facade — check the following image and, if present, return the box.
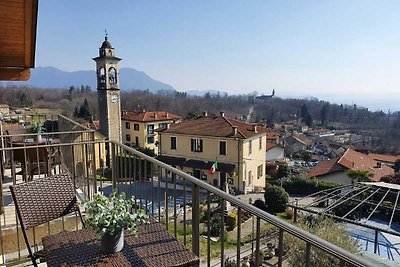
[266,142,285,162]
[158,112,267,193]
[283,133,313,156]
[121,110,180,154]
[0,104,10,115]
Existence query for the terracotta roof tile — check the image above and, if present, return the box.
[1,123,23,130]
[160,115,267,139]
[266,142,278,151]
[293,134,312,146]
[367,153,400,164]
[266,131,280,140]
[337,149,394,181]
[92,120,100,130]
[308,148,395,181]
[121,110,180,122]
[308,158,346,178]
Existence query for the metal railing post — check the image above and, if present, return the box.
[305,242,311,267]
[236,207,241,266]
[255,217,261,267]
[111,142,116,190]
[192,183,200,256]
[220,199,225,267]
[278,229,284,267]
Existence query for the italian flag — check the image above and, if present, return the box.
[209,161,218,174]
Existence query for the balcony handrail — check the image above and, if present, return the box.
[0,130,93,138]
[112,140,371,267]
[57,114,96,133]
[0,140,104,151]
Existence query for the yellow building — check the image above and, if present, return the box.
[158,112,267,193]
[121,110,181,154]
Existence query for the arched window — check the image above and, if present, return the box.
[108,67,117,84]
[99,67,106,85]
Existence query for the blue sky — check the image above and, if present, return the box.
[36,1,400,111]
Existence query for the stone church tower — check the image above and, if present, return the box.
[93,35,122,142]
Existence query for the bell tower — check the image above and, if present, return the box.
[93,34,122,142]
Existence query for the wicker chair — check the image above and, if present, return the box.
[9,173,83,267]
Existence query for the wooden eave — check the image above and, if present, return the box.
[0,0,38,81]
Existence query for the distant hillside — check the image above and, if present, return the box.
[0,66,174,92]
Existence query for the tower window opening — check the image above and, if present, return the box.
[99,67,106,85]
[109,67,117,84]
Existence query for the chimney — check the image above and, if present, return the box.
[122,110,127,116]
[252,124,257,133]
[220,111,225,117]
[203,111,208,117]
[166,123,170,129]
[166,112,169,118]
[232,126,238,136]
[154,113,157,119]
[141,109,145,113]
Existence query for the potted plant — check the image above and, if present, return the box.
[83,191,149,253]
[251,249,265,266]
[30,122,45,142]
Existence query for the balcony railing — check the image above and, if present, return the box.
[0,126,371,266]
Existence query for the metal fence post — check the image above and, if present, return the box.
[192,183,200,256]
[305,242,311,267]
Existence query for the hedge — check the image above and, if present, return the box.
[271,177,339,196]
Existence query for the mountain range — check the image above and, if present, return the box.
[0,66,175,92]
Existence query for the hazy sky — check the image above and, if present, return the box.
[36,1,400,111]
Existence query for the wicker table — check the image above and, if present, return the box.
[42,221,199,266]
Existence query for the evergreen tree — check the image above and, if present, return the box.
[301,104,313,127]
[78,98,91,119]
[73,106,79,117]
[321,104,329,126]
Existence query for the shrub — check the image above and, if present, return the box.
[253,199,268,212]
[286,217,359,267]
[264,185,289,214]
[284,208,294,220]
[274,177,339,196]
[226,213,238,231]
[210,216,222,237]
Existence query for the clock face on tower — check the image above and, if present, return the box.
[111,95,118,103]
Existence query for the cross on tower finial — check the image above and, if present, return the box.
[105,29,108,40]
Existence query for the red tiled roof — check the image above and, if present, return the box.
[160,115,267,139]
[367,153,400,164]
[266,142,278,151]
[92,120,100,131]
[1,123,22,130]
[308,158,346,178]
[293,134,312,146]
[266,131,280,140]
[121,110,180,122]
[308,148,394,181]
